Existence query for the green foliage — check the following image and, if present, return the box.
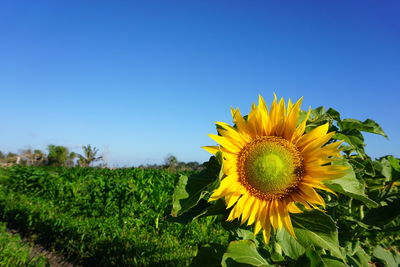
[373,246,400,267]
[46,145,76,166]
[276,229,305,260]
[0,222,49,266]
[221,240,273,267]
[291,210,342,259]
[78,144,103,167]
[171,154,221,218]
[191,243,226,267]
[363,198,400,226]
[338,118,387,138]
[168,106,399,267]
[0,166,228,266]
[325,159,378,207]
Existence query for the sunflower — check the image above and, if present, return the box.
[203,95,347,243]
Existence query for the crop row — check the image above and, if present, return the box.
[0,166,228,266]
[0,222,49,266]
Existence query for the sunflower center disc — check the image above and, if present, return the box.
[238,136,303,195]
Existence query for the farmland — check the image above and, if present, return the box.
[0,166,227,266]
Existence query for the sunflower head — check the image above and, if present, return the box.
[203,95,347,243]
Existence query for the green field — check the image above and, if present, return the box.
[0,166,228,266]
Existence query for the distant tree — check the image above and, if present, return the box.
[6,152,18,164]
[47,145,76,166]
[165,154,178,170]
[78,145,103,167]
[33,149,46,166]
[185,161,201,171]
[67,152,77,167]
[0,151,5,165]
[19,149,33,165]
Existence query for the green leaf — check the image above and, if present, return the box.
[342,242,371,267]
[364,159,376,177]
[276,229,305,260]
[221,240,273,267]
[373,246,398,267]
[388,156,400,172]
[347,157,375,177]
[291,210,343,259]
[167,199,211,223]
[171,155,221,217]
[236,229,258,242]
[270,242,285,262]
[351,248,371,267]
[379,156,400,181]
[319,256,347,267]
[363,198,400,226]
[167,198,227,224]
[300,250,346,267]
[339,118,388,138]
[334,130,365,156]
[325,159,378,207]
[381,158,393,180]
[171,174,190,216]
[326,108,341,121]
[191,243,226,267]
[302,107,340,133]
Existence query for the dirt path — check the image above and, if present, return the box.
[7,229,75,267]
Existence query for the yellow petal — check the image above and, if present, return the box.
[208,134,241,153]
[247,198,261,226]
[217,128,246,149]
[275,97,287,137]
[301,179,337,195]
[240,196,256,224]
[254,219,263,236]
[278,201,295,237]
[233,194,249,219]
[306,165,348,180]
[301,132,336,155]
[297,122,329,150]
[209,176,238,201]
[253,200,267,235]
[263,227,271,243]
[291,109,311,143]
[287,98,293,114]
[298,183,326,207]
[215,121,251,143]
[231,108,252,139]
[247,107,262,138]
[202,146,219,154]
[269,199,282,229]
[304,141,343,162]
[288,202,303,213]
[258,95,268,114]
[226,194,241,209]
[283,97,303,140]
[261,202,272,243]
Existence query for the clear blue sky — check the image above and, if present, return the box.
[1,1,399,166]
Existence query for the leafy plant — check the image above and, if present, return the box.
[169,106,400,266]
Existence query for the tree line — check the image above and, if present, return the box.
[137,154,204,172]
[0,144,103,167]
[0,148,203,171]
